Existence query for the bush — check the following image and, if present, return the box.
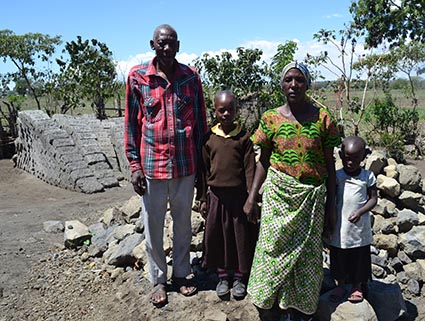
[365,94,418,162]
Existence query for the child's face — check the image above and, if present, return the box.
[339,147,365,174]
[214,94,236,129]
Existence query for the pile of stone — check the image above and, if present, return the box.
[15,110,128,193]
[359,151,425,298]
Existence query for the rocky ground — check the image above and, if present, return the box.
[1,157,425,321]
[0,159,259,321]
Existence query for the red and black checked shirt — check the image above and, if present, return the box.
[124,57,208,179]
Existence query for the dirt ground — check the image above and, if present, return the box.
[1,157,425,321]
[0,159,260,321]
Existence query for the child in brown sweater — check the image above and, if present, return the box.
[199,89,258,300]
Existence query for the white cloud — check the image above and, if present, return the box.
[323,13,344,19]
[116,39,376,81]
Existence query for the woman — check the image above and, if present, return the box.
[243,62,340,321]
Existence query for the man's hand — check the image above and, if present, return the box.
[131,170,147,196]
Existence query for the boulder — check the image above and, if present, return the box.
[383,164,398,179]
[373,234,398,257]
[64,220,91,249]
[365,151,387,176]
[376,175,400,198]
[317,287,377,321]
[106,232,144,267]
[397,164,422,192]
[398,191,423,211]
[367,280,407,321]
[398,226,425,260]
[397,209,419,233]
[119,195,141,223]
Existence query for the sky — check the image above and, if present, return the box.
[1,0,358,81]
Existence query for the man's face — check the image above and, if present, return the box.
[150,28,179,70]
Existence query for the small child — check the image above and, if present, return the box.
[199,89,258,300]
[328,136,378,303]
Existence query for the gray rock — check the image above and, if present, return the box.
[113,224,135,241]
[397,251,412,265]
[406,279,421,296]
[389,257,403,272]
[101,206,125,226]
[398,226,425,260]
[88,222,105,237]
[371,252,388,268]
[119,195,141,223]
[397,164,422,192]
[397,271,409,284]
[368,280,407,321]
[373,234,398,257]
[365,151,387,176]
[107,233,144,267]
[43,220,64,233]
[372,263,386,278]
[91,225,118,249]
[397,209,419,233]
[376,175,401,198]
[63,220,91,249]
[399,191,423,211]
[317,294,377,321]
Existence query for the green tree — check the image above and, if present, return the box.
[350,0,425,48]
[0,29,62,111]
[193,47,267,127]
[384,41,425,109]
[265,41,298,108]
[56,36,118,119]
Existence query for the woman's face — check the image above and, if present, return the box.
[281,68,308,104]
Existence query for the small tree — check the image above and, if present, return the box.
[383,41,425,110]
[307,27,383,137]
[56,36,118,119]
[193,47,267,128]
[0,29,62,112]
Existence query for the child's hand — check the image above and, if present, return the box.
[200,201,208,219]
[243,198,260,224]
[348,211,361,223]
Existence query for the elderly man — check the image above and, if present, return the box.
[124,24,207,307]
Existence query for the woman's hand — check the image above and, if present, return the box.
[323,199,336,239]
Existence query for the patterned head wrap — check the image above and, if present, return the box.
[281,61,312,89]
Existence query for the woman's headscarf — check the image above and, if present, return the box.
[281,61,312,89]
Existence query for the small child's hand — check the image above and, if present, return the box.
[200,201,208,219]
[243,198,260,224]
[348,211,361,223]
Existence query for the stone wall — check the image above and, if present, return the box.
[15,110,129,193]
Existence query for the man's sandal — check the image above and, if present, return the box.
[150,283,168,307]
[172,274,198,296]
